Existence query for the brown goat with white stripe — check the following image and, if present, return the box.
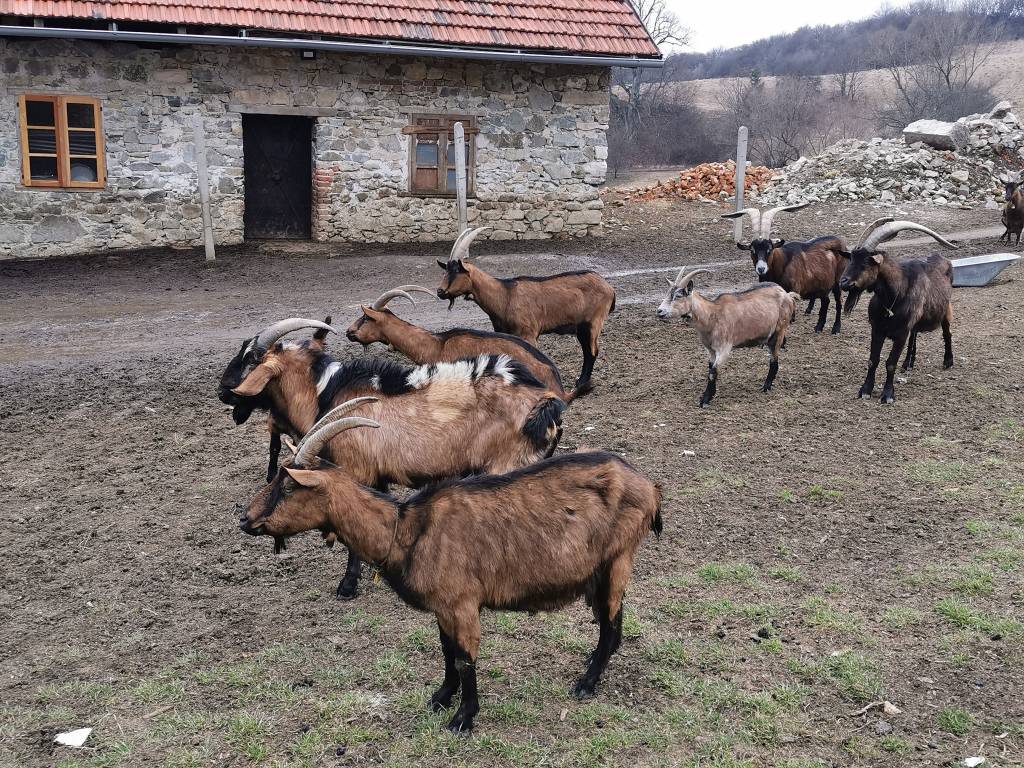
[436,227,616,391]
[223,329,564,598]
[345,285,585,403]
[657,268,800,407]
[723,204,848,334]
[240,407,662,733]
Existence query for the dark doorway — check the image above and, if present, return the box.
[242,114,313,239]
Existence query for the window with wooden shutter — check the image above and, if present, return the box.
[404,115,476,197]
[19,95,106,189]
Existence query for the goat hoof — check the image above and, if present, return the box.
[943,359,954,370]
[831,327,841,335]
[572,680,597,700]
[880,392,895,405]
[336,581,359,600]
[814,326,824,334]
[445,711,475,733]
[429,693,455,712]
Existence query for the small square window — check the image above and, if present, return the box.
[407,115,476,197]
[19,95,105,189]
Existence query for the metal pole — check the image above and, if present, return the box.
[733,125,748,244]
[193,113,216,261]
[453,121,468,235]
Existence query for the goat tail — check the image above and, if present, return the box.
[787,291,801,322]
[523,393,567,453]
[610,291,617,313]
[651,483,664,537]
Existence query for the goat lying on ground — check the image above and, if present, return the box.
[839,218,958,404]
[346,285,585,402]
[656,268,800,407]
[1001,174,1023,246]
[436,227,616,391]
[723,204,848,334]
[221,325,565,597]
[218,317,337,482]
[240,405,662,733]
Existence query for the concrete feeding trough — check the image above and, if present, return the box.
[951,253,1020,287]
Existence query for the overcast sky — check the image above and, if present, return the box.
[676,0,918,52]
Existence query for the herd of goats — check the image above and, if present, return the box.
[216,205,974,733]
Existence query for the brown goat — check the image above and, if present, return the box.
[436,227,616,391]
[226,334,565,598]
[1001,176,1023,246]
[657,268,800,407]
[839,219,958,404]
[240,409,662,733]
[346,285,584,403]
[723,205,847,334]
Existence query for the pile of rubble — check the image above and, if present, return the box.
[758,101,1023,209]
[629,160,774,203]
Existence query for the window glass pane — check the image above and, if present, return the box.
[446,142,470,167]
[26,100,55,126]
[415,140,438,167]
[68,131,97,156]
[28,128,58,154]
[66,102,96,128]
[446,168,457,191]
[69,159,98,183]
[29,156,58,180]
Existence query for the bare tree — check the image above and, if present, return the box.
[876,0,1004,131]
[829,48,864,102]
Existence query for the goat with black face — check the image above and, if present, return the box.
[240,400,661,734]
[838,219,958,404]
[218,317,337,481]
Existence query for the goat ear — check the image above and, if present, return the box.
[774,238,785,246]
[284,467,323,488]
[685,280,696,294]
[838,250,851,259]
[870,253,884,265]
[361,305,383,320]
[436,259,447,269]
[232,362,277,397]
[312,316,332,343]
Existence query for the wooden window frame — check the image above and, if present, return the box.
[403,114,477,198]
[19,95,106,190]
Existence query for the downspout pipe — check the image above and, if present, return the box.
[0,25,664,68]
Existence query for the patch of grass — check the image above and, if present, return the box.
[988,419,1022,442]
[666,599,777,623]
[622,613,644,640]
[132,679,185,704]
[938,707,975,736]
[225,712,270,762]
[488,698,540,726]
[756,637,784,655]
[882,607,924,629]
[697,562,757,584]
[493,612,521,636]
[977,547,1023,572]
[807,484,843,503]
[402,626,435,653]
[907,460,975,486]
[36,681,115,706]
[801,597,860,634]
[780,489,797,504]
[768,566,801,583]
[881,735,914,754]
[646,638,689,667]
[649,668,686,696]
[947,564,995,596]
[571,729,639,764]
[964,519,993,536]
[823,653,883,703]
[543,622,591,655]
[570,702,631,727]
[371,651,413,686]
[934,597,1023,637]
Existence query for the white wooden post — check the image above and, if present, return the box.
[453,121,468,235]
[733,125,748,244]
[193,113,216,261]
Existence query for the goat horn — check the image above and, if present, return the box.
[447,226,475,262]
[305,396,379,437]
[673,267,713,289]
[281,434,298,456]
[450,226,491,262]
[720,207,762,235]
[862,221,958,252]
[294,416,381,467]
[254,318,339,351]
[394,285,441,300]
[371,289,416,310]
[759,203,810,239]
[854,217,897,249]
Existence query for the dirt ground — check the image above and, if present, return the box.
[2,198,1022,768]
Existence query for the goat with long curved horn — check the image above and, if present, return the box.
[294,416,381,467]
[720,207,762,235]
[862,221,959,253]
[668,267,713,291]
[758,203,810,240]
[255,317,339,351]
[854,217,896,249]
[450,226,491,262]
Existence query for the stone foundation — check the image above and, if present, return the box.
[0,38,610,259]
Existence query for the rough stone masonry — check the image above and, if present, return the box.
[0,38,611,259]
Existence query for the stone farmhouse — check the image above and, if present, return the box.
[0,0,660,258]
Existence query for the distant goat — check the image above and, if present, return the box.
[218,317,337,482]
[222,331,564,598]
[656,268,800,407]
[1000,174,1023,246]
[346,285,585,402]
[723,204,848,334]
[436,227,616,391]
[240,405,661,733]
[839,219,958,404]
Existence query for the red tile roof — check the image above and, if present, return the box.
[1,0,661,57]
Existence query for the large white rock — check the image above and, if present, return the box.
[903,119,970,150]
[989,100,1013,119]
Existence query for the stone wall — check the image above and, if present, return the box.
[0,37,610,259]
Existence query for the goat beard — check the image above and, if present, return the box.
[272,535,288,555]
[843,288,864,317]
